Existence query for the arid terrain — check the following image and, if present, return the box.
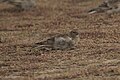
[0,0,120,80]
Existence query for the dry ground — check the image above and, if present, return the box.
[0,0,120,80]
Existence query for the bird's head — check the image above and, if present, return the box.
[69,30,79,39]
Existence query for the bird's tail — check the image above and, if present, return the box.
[33,42,53,51]
[35,40,48,45]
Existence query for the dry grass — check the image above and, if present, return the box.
[0,0,120,80]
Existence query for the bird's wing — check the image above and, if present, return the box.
[53,36,74,50]
[35,37,55,45]
[55,37,66,45]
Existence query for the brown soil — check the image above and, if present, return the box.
[0,0,120,80]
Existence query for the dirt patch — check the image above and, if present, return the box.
[0,0,120,80]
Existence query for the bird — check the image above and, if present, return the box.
[0,0,37,11]
[88,0,120,14]
[34,30,79,50]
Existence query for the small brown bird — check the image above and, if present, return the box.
[88,0,120,14]
[35,30,79,50]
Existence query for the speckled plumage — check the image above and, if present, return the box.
[35,31,79,50]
